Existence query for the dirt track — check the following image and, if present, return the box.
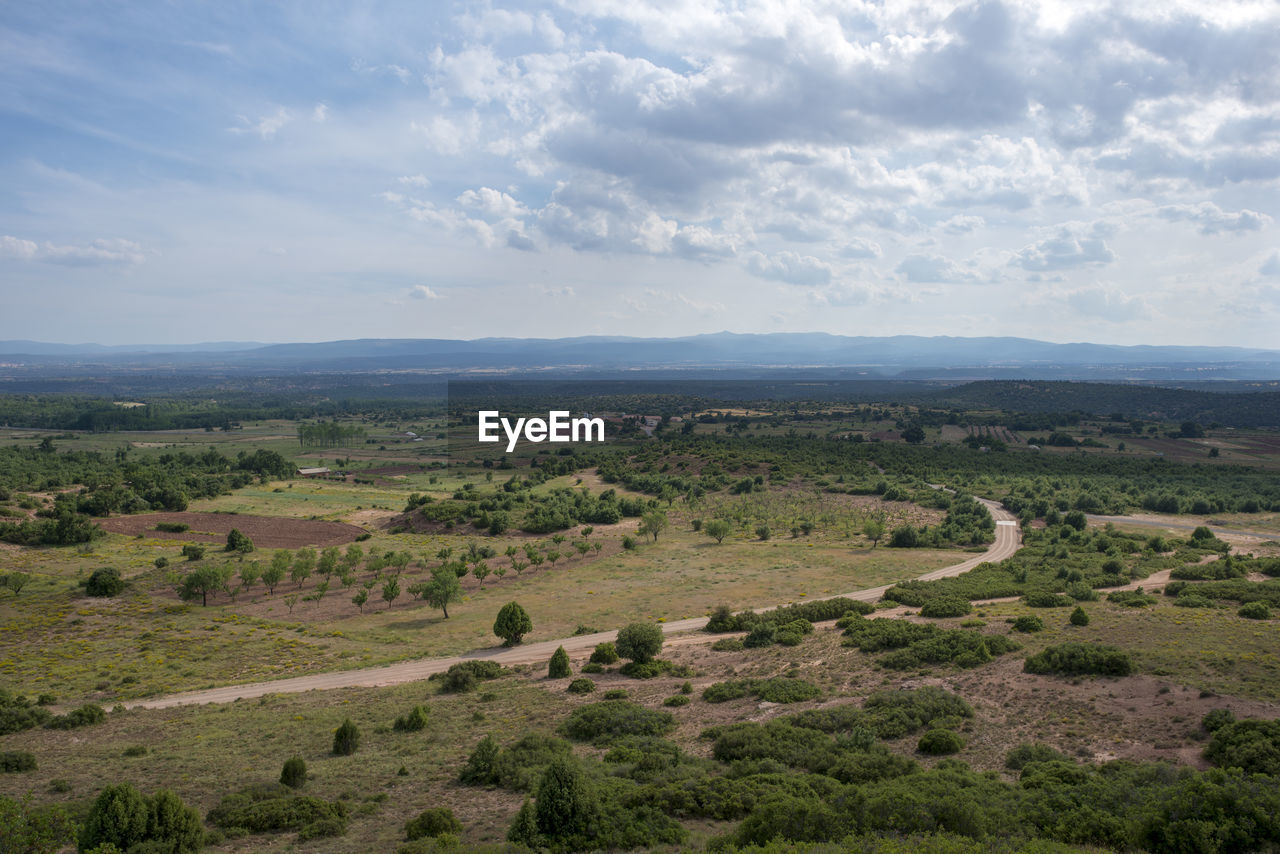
[96,512,366,549]
[125,499,1020,710]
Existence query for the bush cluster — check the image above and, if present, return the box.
[1023,643,1133,677]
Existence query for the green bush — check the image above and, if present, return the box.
[405,807,462,841]
[1238,601,1271,620]
[1024,643,1133,677]
[79,784,203,853]
[711,637,744,652]
[280,757,307,789]
[1004,743,1069,770]
[616,622,664,663]
[919,597,972,618]
[332,718,360,756]
[1204,717,1280,774]
[393,705,429,732]
[663,695,690,707]
[155,522,189,533]
[1175,593,1214,608]
[589,642,619,664]
[0,688,52,734]
[756,678,821,704]
[225,528,254,553]
[433,660,506,693]
[206,783,348,836]
[0,750,36,772]
[84,567,125,597]
[490,734,573,791]
[702,680,755,703]
[1012,615,1044,633]
[548,646,571,678]
[743,625,776,647]
[567,678,596,694]
[45,703,105,730]
[1024,592,1073,608]
[493,602,533,645]
[1069,606,1090,626]
[774,629,803,646]
[917,729,965,755]
[1107,590,1157,608]
[458,735,500,785]
[560,701,674,743]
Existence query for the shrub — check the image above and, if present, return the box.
[206,783,348,836]
[1238,601,1271,620]
[123,745,147,757]
[1069,606,1090,626]
[1005,743,1069,770]
[1204,718,1280,775]
[664,695,690,707]
[742,625,776,648]
[84,567,125,597]
[1175,593,1214,608]
[919,597,972,618]
[434,661,506,693]
[490,735,573,791]
[155,522,189,533]
[146,788,204,852]
[45,703,105,730]
[775,629,803,646]
[153,556,169,569]
[280,757,307,788]
[1201,709,1236,734]
[0,688,52,734]
[581,662,604,674]
[560,700,674,743]
[548,646,571,679]
[616,622,664,663]
[180,544,204,561]
[589,642,619,664]
[225,528,254,553]
[332,718,360,755]
[755,678,821,704]
[703,680,754,703]
[1107,590,1157,608]
[405,807,463,841]
[458,735,499,785]
[0,751,36,772]
[603,689,628,700]
[494,602,533,645]
[393,705,429,732]
[567,678,596,694]
[711,637,744,652]
[1024,591,1072,608]
[1012,615,1044,633]
[917,729,965,755]
[1024,643,1133,677]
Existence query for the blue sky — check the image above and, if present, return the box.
[1,1,1278,346]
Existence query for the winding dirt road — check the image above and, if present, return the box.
[125,499,1021,710]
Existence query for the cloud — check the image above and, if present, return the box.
[745,251,832,286]
[810,282,874,307]
[839,238,882,259]
[1,235,144,266]
[939,215,985,235]
[312,103,329,122]
[409,285,441,300]
[1156,202,1271,235]
[1013,224,1115,272]
[895,253,978,284]
[397,175,431,188]
[1260,253,1280,277]
[1063,285,1149,321]
[457,187,528,220]
[229,106,292,139]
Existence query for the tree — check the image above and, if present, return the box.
[473,561,490,587]
[1069,606,1090,627]
[459,735,499,785]
[862,518,886,549]
[548,645,571,678]
[177,564,232,607]
[616,622,663,664]
[283,593,299,614]
[260,560,284,595]
[902,424,926,444]
[238,561,260,593]
[639,509,668,542]
[79,783,149,852]
[424,566,462,619]
[380,577,400,609]
[494,602,533,645]
[534,758,596,840]
[332,718,360,755]
[352,589,368,613]
[280,756,307,788]
[145,789,203,853]
[224,528,254,554]
[84,567,125,597]
[5,571,30,595]
[291,548,316,588]
[704,519,732,544]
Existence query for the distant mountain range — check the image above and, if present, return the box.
[2,333,1279,381]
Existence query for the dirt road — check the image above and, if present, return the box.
[125,499,1021,710]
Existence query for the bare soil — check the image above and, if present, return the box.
[96,512,368,549]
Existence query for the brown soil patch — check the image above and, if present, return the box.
[96,512,367,549]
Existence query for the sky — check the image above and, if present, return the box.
[1,0,1278,348]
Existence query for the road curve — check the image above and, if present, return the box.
[126,499,1021,710]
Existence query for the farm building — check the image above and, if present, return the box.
[297,466,331,477]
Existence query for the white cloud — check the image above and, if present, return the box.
[229,106,292,139]
[745,250,832,286]
[0,235,144,266]
[312,103,329,122]
[409,285,441,300]
[1156,202,1271,235]
[1260,253,1280,277]
[457,187,528,220]
[397,174,431,188]
[895,253,978,284]
[1013,225,1116,272]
